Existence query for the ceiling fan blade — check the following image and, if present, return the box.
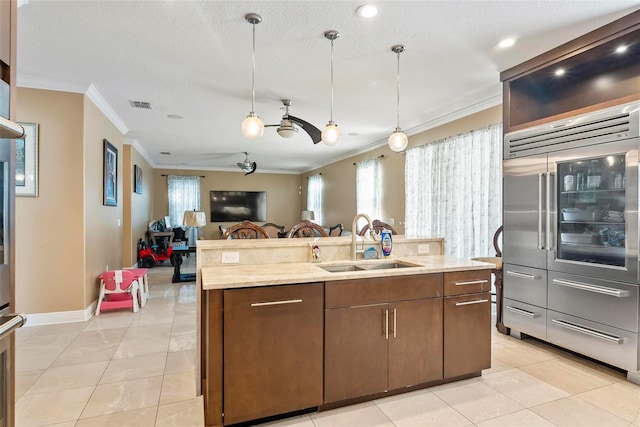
[288,115,322,144]
[236,162,244,169]
[264,124,279,127]
[245,162,257,175]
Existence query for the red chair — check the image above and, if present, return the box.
[96,270,140,315]
[126,268,149,307]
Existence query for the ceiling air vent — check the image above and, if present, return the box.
[129,100,152,109]
[504,102,639,159]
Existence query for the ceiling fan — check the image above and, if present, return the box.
[265,99,322,144]
[237,152,257,175]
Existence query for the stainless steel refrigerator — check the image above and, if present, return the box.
[502,102,640,382]
[0,78,27,426]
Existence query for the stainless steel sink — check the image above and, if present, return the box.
[357,261,420,270]
[319,261,420,273]
[318,264,366,273]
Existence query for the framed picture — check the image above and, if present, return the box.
[103,139,117,206]
[134,164,142,194]
[16,122,39,197]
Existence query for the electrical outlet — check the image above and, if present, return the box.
[106,265,109,272]
[388,218,395,225]
[418,244,430,254]
[222,252,240,264]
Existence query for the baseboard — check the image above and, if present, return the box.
[23,300,97,327]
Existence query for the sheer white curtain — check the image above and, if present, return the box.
[307,174,323,225]
[356,158,382,231]
[405,123,502,259]
[168,175,201,243]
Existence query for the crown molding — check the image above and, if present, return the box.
[85,84,129,134]
[156,164,301,175]
[17,74,88,94]
[302,93,502,173]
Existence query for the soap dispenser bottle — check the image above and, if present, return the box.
[381,229,393,258]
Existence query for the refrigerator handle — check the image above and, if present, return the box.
[546,172,555,251]
[538,173,545,250]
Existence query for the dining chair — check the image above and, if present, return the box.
[96,270,140,315]
[471,225,506,333]
[286,220,329,238]
[261,222,286,238]
[222,220,270,239]
[358,219,398,236]
[328,223,344,236]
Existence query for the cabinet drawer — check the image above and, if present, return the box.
[325,274,442,308]
[503,264,547,307]
[443,270,491,296]
[503,298,547,340]
[548,272,639,333]
[547,310,639,372]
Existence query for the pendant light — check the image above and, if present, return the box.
[321,30,341,146]
[388,44,408,152]
[241,13,264,139]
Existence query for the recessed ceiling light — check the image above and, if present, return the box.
[555,68,565,77]
[160,151,171,155]
[498,38,516,48]
[615,45,628,54]
[167,114,183,120]
[356,4,377,18]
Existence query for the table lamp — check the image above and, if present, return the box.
[301,210,315,221]
[183,210,207,244]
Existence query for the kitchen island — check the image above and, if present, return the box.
[197,237,494,427]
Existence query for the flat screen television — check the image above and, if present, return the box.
[210,191,267,222]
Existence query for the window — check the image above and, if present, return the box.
[167,175,201,228]
[356,158,381,231]
[307,174,323,225]
[405,123,502,258]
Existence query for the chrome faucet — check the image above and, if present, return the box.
[351,213,378,261]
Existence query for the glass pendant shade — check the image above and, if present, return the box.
[388,44,407,152]
[322,122,341,146]
[242,13,263,140]
[241,114,264,139]
[388,129,408,152]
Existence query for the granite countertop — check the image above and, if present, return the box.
[201,255,495,291]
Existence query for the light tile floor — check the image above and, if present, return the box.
[15,259,640,426]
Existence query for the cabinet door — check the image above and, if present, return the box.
[324,303,388,402]
[388,298,443,389]
[444,292,491,378]
[223,283,323,425]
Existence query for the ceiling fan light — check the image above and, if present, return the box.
[277,126,298,138]
[322,122,341,146]
[388,129,408,152]
[241,114,264,139]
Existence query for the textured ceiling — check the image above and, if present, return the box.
[16,0,640,173]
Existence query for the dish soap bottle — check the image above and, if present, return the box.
[381,229,393,258]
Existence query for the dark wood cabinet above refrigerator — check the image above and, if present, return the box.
[500,9,640,134]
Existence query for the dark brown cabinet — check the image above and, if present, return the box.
[223,283,323,425]
[443,271,492,378]
[324,274,443,402]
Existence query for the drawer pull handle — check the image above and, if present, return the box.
[250,299,302,307]
[455,299,488,306]
[506,305,540,318]
[385,309,389,340]
[393,308,397,338]
[454,280,488,286]
[506,271,542,280]
[552,279,630,298]
[551,319,623,344]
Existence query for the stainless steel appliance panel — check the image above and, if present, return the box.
[503,298,547,339]
[548,271,639,333]
[503,155,548,269]
[503,264,547,307]
[547,139,639,283]
[547,309,638,371]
